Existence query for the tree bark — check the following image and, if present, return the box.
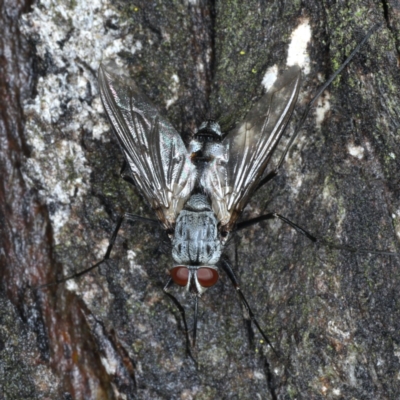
[1,0,400,399]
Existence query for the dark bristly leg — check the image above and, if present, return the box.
[120,160,136,186]
[220,258,279,357]
[125,213,159,225]
[245,317,255,348]
[236,213,317,242]
[236,212,396,256]
[163,278,196,363]
[193,296,199,347]
[255,170,278,192]
[33,213,158,290]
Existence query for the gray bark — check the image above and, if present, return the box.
[1,0,400,399]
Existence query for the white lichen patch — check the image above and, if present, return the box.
[394,342,400,360]
[285,170,305,199]
[127,250,149,280]
[345,351,358,387]
[315,91,331,128]
[347,143,365,159]
[100,355,117,375]
[393,210,400,241]
[92,96,111,141]
[21,134,90,241]
[287,20,312,74]
[283,132,310,195]
[165,74,180,109]
[64,277,79,293]
[253,370,266,380]
[180,388,200,400]
[327,320,351,341]
[20,0,142,245]
[332,388,341,396]
[261,64,278,91]
[197,60,205,73]
[335,202,347,239]
[94,238,110,259]
[126,249,137,262]
[79,276,108,304]
[322,179,334,202]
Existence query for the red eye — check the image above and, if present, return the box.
[170,266,189,286]
[197,268,219,287]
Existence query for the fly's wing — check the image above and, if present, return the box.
[201,65,301,232]
[98,64,197,230]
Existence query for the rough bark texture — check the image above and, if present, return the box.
[1,0,400,399]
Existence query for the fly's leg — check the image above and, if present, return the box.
[193,296,199,348]
[34,213,158,290]
[237,212,396,256]
[220,258,279,357]
[220,258,298,381]
[255,170,278,192]
[120,160,136,186]
[236,213,316,242]
[221,258,297,381]
[163,277,196,363]
[256,23,381,193]
[125,213,159,225]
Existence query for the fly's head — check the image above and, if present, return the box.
[195,120,222,142]
[170,193,223,295]
[169,265,219,296]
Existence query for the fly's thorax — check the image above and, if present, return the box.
[183,193,212,211]
[169,265,219,295]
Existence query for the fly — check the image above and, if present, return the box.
[97,61,302,353]
[43,24,385,357]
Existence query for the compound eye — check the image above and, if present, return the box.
[197,268,219,287]
[170,266,189,286]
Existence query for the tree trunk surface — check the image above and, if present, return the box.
[1,0,400,399]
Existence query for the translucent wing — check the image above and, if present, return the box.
[98,64,197,230]
[201,65,301,232]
